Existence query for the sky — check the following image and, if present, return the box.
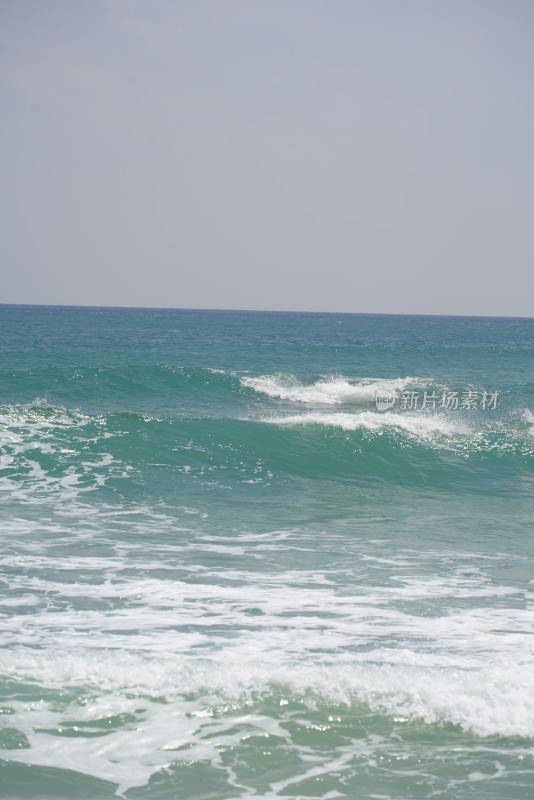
[1,0,533,316]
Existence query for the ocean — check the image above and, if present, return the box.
[0,305,533,799]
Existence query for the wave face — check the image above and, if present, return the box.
[0,306,533,799]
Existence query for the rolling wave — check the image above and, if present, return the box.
[262,409,464,438]
[241,374,419,405]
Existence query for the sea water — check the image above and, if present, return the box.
[0,306,533,799]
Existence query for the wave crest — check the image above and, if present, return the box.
[241,374,419,406]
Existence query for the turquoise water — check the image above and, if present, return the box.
[0,305,533,799]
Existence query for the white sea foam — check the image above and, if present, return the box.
[0,405,126,505]
[241,375,420,406]
[2,641,533,793]
[262,410,465,439]
[1,524,533,794]
[521,408,534,435]
[1,560,532,720]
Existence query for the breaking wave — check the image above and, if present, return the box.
[241,374,419,405]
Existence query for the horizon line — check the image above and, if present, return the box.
[0,302,533,321]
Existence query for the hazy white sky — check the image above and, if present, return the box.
[1,0,533,315]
